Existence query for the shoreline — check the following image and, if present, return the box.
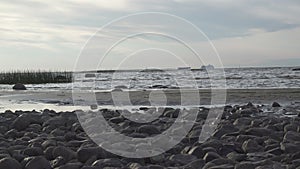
[0,88,299,108]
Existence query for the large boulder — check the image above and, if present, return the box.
[11,113,42,131]
[12,83,27,90]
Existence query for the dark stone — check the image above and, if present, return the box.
[12,83,27,90]
[242,139,263,153]
[85,73,96,78]
[239,108,259,116]
[188,146,205,158]
[283,131,300,142]
[246,128,273,137]
[267,147,282,156]
[213,123,239,139]
[52,146,76,162]
[92,158,123,168]
[169,154,197,166]
[146,165,164,169]
[42,140,57,149]
[272,102,281,107]
[227,152,247,162]
[24,156,51,169]
[137,125,160,135]
[0,157,22,169]
[52,156,66,168]
[44,146,55,160]
[284,124,298,132]
[5,129,21,139]
[109,117,125,124]
[209,158,235,166]
[234,162,255,169]
[55,163,82,169]
[149,154,165,164]
[292,68,300,71]
[200,139,223,150]
[219,144,239,156]
[203,152,221,162]
[183,159,205,169]
[233,118,252,126]
[77,147,102,163]
[23,147,44,156]
[163,108,180,118]
[280,142,300,154]
[208,164,234,169]
[11,113,41,131]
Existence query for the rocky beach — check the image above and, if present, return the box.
[0,68,299,169]
[0,99,300,169]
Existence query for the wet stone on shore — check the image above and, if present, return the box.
[0,102,299,168]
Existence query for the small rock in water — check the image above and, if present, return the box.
[12,83,27,90]
[85,73,96,78]
[90,104,98,110]
[272,102,281,107]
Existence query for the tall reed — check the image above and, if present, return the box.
[0,70,72,84]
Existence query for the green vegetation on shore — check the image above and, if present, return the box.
[0,70,72,84]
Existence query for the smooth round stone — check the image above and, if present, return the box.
[0,157,22,169]
[280,142,300,154]
[213,123,239,139]
[23,147,44,156]
[137,125,161,135]
[92,158,123,168]
[42,140,57,149]
[183,159,205,169]
[77,147,101,163]
[51,156,66,168]
[52,146,76,162]
[24,156,51,169]
[242,139,263,153]
[44,146,55,160]
[12,83,27,90]
[203,152,221,162]
[272,102,281,107]
[169,154,197,166]
[145,165,165,169]
[55,162,82,169]
[227,152,247,162]
[235,162,255,169]
[246,128,273,137]
[283,131,300,142]
[188,146,205,159]
[284,124,298,132]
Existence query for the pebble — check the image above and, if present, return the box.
[24,156,52,169]
[0,157,22,169]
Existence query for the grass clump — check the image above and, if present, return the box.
[0,70,72,84]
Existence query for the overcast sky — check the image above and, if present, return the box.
[0,0,300,71]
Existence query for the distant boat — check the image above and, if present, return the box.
[201,64,215,70]
[292,68,300,71]
[177,67,191,70]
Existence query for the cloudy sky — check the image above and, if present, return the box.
[0,0,300,71]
